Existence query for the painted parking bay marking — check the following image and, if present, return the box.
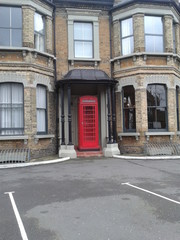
[122,182,180,205]
[4,191,28,240]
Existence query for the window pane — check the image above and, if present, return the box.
[155,85,166,106]
[147,85,156,106]
[74,22,92,40]
[157,108,166,128]
[12,106,23,128]
[34,13,44,34]
[0,83,24,135]
[121,18,133,37]
[12,83,23,104]
[123,86,136,131]
[37,110,46,132]
[124,109,136,131]
[34,34,45,51]
[122,36,134,55]
[12,29,22,47]
[36,86,46,108]
[36,85,47,133]
[145,36,163,52]
[0,29,10,46]
[0,7,10,28]
[147,84,167,130]
[75,41,93,58]
[11,8,22,28]
[145,16,163,34]
[123,86,135,107]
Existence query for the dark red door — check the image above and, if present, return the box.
[78,96,100,150]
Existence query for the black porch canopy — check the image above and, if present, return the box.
[56,69,118,146]
[56,69,117,85]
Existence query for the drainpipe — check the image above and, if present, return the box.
[52,3,59,154]
[109,8,117,143]
[109,11,113,78]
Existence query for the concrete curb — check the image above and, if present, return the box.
[0,157,70,169]
[113,155,180,160]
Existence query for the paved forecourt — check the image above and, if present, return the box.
[0,157,180,240]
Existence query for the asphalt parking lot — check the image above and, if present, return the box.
[0,157,180,240]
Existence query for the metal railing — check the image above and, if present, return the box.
[144,142,180,156]
[0,149,30,163]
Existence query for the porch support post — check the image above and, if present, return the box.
[103,83,120,157]
[107,84,112,143]
[61,84,65,145]
[112,84,117,143]
[68,83,72,145]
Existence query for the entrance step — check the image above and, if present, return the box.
[76,150,103,158]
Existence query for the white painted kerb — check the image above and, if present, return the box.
[0,157,70,169]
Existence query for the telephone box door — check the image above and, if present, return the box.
[78,96,100,150]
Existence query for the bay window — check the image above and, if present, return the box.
[0,6,22,47]
[122,86,136,132]
[121,18,134,55]
[147,84,167,131]
[0,83,24,135]
[36,85,47,134]
[74,22,93,58]
[34,12,45,52]
[145,16,163,52]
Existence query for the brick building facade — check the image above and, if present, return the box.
[1,0,180,159]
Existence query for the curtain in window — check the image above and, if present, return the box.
[36,85,47,133]
[74,22,93,58]
[0,83,23,135]
[121,18,134,55]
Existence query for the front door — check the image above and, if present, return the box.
[78,96,100,150]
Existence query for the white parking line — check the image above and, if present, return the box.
[122,182,180,205]
[4,192,28,240]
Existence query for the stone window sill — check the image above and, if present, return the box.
[69,58,101,67]
[145,132,175,141]
[0,135,28,144]
[118,132,140,141]
[111,52,180,64]
[34,134,55,144]
[0,47,55,61]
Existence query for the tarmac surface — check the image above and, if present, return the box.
[0,155,180,240]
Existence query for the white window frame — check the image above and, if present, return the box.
[34,12,45,52]
[74,22,93,58]
[0,6,22,47]
[67,10,100,61]
[144,16,164,53]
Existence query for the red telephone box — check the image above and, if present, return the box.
[78,96,100,150]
